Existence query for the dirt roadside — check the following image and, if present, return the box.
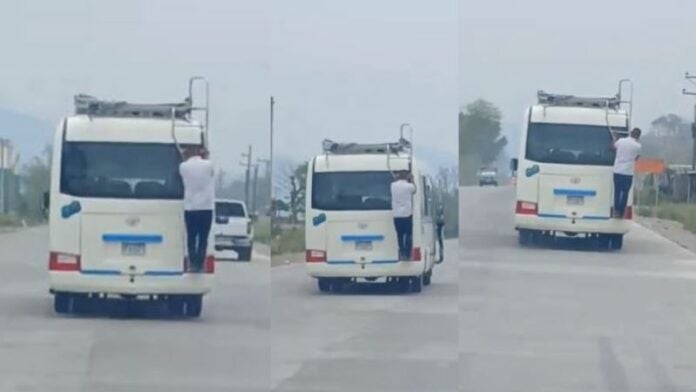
[637,216,696,255]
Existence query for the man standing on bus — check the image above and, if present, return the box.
[612,127,642,219]
[180,146,215,272]
[436,206,445,262]
[391,170,416,260]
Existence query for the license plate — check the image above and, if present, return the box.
[355,241,373,251]
[122,243,146,256]
[567,196,584,206]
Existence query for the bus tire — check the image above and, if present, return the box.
[518,229,533,246]
[609,234,624,251]
[318,278,331,293]
[54,292,71,314]
[168,295,186,317]
[423,270,432,286]
[237,247,252,261]
[411,275,423,293]
[185,295,203,318]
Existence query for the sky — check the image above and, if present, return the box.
[0,0,270,176]
[271,0,458,177]
[460,0,696,137]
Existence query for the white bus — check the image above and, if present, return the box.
[47,78,214,317]
[511,82,633,250]
[304,138,438,293]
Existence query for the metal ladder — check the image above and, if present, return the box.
[74,77,210,149]
[320,123,413,174]
[537,79,633,138]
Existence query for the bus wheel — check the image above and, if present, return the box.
[54,292,72,314]
[410,275,423,293]
[168,295,186,317]
[518,229,534,246]
[318,278,331,293]
[423,270,432,286]
[185,295,203,318]
[609,234,624,251]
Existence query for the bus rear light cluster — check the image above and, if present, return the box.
[516,201,538,215]
[306,250,326,263]
[411,247,422,262]
[49,252,81,272]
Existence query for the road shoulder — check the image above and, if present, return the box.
[637,216,696,255]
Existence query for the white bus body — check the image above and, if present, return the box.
[305,154,437,292]
[514,104,632,249]
[48,115,214,314]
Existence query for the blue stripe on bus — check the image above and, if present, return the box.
[538,213,610,220]
[340,235,384,242]
[326,260,355,265]
[144,270,184,276]
[372,260,399,264]
[553,189,597,197]
[102,234,163,244]
[80,269,121,275]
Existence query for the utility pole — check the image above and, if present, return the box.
[251,163,259,214]
[682,72,696,201]
[0,138,9,215]
[270,96,275,226]
[240,145,252,207]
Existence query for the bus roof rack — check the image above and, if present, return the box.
[321,137,412,156]
[74,94,193,119]
[537,91,622,110]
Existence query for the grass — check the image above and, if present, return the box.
[638,203,696,234]
[271,226,305,255]
[253,216,271,245]
[0,214,21,228]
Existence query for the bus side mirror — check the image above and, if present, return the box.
[510,158,519,172]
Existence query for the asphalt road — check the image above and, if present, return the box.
[460,185,696,391]
[0,226,270,392]
[271,239,459,392]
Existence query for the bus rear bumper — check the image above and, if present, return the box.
[514,214,631,235]
[306,261,425,278]
[49,271,213,296]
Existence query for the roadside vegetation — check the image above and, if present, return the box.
[253,216,271,245]
[638,202,696,234]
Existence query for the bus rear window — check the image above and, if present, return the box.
[525,123,620,166]
[60,142,185,199]
[312,171,393,211]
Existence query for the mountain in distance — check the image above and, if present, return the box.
[0,108,53,165]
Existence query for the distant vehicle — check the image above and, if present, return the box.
[478,168,498,186]
[213,199,254,261]
[46,78,214,317]
[304,133,438,294]
[511,80,634,250]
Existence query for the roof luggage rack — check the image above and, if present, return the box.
[320,123,414,173]
[537,91,622,109]
[538,79,634,137]
[73,77,210,148]
[74,94,193,119]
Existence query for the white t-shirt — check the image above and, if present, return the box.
[391,179,416,218]
[179,156,215,211]
[613,137,642,176]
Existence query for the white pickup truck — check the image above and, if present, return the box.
[213,199,254,261]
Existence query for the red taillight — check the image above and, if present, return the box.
[411,247,422,262]
[204,255,215,274]
[610,207,633,220]
[306,249,326,263]
[49,252,80,272]
[516,201,538,215]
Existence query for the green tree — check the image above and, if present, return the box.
[459,99,507,185]
[288,162,308,223]
[19,144,51,222]
[642,114,692,164]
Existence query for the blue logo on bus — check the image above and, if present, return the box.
[61,201,81,219]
